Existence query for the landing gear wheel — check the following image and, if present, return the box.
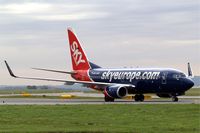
[104,96,114,102]
[172,96,178,102]
[134,94,144,102]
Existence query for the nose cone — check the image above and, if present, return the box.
[184,78,194,90]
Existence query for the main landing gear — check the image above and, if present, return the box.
[134,94,144,102]
[104,96,114,102]
[172,96,178,102]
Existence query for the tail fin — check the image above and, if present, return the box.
[68,28,90,70]
[187,62,193,77]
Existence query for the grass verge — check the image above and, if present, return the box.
[0,104,199,133]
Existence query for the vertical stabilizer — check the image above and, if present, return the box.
[68,28,90,71]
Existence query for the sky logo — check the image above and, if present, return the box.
[71,41,86,66]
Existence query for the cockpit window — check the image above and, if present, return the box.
[180,73,186,78]
[173,73,186,79]
[173,74,179,79]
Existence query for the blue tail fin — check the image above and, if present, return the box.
[89,62,101,69]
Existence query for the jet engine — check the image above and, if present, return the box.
[104,86,127,98]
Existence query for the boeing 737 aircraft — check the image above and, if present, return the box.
[5,28,194,102]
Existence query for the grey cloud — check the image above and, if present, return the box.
[0,0,199,85]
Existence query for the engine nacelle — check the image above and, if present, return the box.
[104,86,127,98]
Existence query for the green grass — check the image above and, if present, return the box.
[0,105,199,133]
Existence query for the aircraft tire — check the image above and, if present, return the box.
[172,96,178,102]
[104,96,114,102]
[134,95,139,102]
[140,94,145,102]
[135,94,144,102]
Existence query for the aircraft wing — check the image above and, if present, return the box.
[5,61,135,89]
[32,68,76,74]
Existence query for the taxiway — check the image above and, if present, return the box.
[0,98,199,105]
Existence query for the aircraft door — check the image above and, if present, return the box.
[161,72,168,84]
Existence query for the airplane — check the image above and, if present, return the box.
[5,28,194,102]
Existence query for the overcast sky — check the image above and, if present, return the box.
[0,0,199,85]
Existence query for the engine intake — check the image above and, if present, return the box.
[104,86,127,98]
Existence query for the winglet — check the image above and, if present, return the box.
[4,60,17,78]
[187,62,193,77]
